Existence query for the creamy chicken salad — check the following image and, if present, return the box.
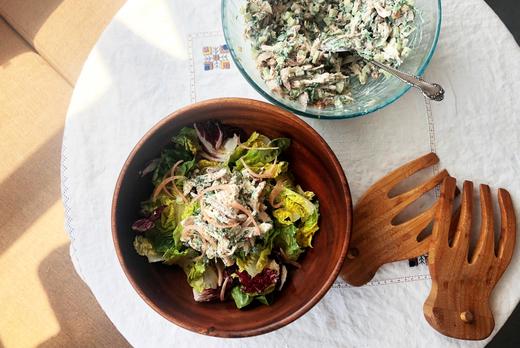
[244,0,417,107]
[132,121,320,308]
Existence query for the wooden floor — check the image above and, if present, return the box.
[0,1,129,347]
[0,127,130,347]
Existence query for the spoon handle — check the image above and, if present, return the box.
[370,60,445,101]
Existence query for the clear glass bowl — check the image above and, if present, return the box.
[222,0,442,119]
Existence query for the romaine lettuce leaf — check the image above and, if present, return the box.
[236,247,271,277]
[255,295,270,305]
[151,127,198,185]
[133,236,164,263]
[261,227,281,248]
[235,138,291,169]
[140,194,171,216]
[230,286,273,309]
[138,196,200,264]
[144,198,184,246]
[273,188,320,248]
[162,247,194,265]
[228,132,263,164]
[172,224,183,246]
[177,158,196,176]
[186,259,206,292]
[273,224,303,260]
[152,147,193,185]
[296,202,320,248]
[231,286,253,309]
[234,228,280,269]
[266,161,288,177]
[148,231,175,254]
[197,159,220,169]
[172,127,200,155]
[296,184,315,201]
[185,258,218,293]
[245,161,288,179]
[159,204,177,234]
[146,198,198,247]
[272,208,299,225]
[272,188,316,225]
[173,200,200,243]
[228,131,289,175]
[269,138,291,152]
[180,200,200,220]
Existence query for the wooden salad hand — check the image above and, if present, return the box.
[342,153,449,286]
[424,177,516,340]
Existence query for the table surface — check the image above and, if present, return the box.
[61,0,520,347]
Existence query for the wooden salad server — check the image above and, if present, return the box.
[342,153,449,286]
[424,177,516,340]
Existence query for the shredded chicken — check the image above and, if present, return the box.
[180,170,273,264]
[244,0,417,107]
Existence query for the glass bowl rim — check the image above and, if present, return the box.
[221,0,442,120]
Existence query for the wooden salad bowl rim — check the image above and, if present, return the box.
[111,98,352,337]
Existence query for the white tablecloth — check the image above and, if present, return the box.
[61,0,520,346]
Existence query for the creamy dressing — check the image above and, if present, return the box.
[181,168,273,265]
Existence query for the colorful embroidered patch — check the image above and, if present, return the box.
[203,45,231,71]
[408,255,428,267]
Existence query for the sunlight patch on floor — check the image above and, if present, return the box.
[0,201,67,348]
[0,108,65,184]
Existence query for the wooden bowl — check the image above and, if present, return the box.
[112,98,352,337]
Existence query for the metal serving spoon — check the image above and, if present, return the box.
[321,41,445,101]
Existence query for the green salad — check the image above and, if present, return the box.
[244,0,417,107]
[132,121,320,308]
